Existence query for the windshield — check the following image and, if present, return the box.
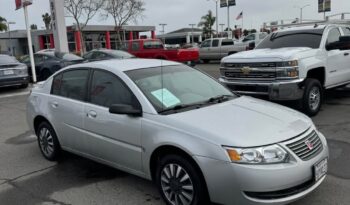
[126,65,235,114]
[256,29,324,49]
[0,55,19,64]
[106,50,135,58]
[54,52,83,61]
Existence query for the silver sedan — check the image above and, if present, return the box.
[27,59,329,205]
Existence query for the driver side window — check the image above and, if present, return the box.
[201,40,211,48]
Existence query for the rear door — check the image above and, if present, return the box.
[48,69,90,153]
[83,69,143,172]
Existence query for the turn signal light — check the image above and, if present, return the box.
[226,149,241,161]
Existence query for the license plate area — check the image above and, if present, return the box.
[314,158,328,182]
[3,70,14,75]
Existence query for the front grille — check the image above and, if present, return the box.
[225,71,276,79]
[224,62,277,68]
[244,179,314,200]
[286,131,323,161]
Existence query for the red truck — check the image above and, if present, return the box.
[121,39,199,65]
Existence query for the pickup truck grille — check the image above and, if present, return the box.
[286,131,323,161]
[222,62,276,80]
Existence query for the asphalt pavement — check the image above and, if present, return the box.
[0,63,349,205]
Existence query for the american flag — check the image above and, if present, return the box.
[236,11,243,20]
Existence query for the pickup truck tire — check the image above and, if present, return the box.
[202,59,210,64]
[302,78,323,116]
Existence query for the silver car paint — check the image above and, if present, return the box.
[27,59,328,205]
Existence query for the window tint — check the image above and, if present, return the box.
[256,30,324,49]
[51,69,89,101]
[327,28,341,44]
[34,55,44,64]
[93,52,108,59]
[212,39,219,47]
[201,40,211,48]
[243,34,255,42]
[132,42,140,51]
[143,41,164,49]
[89,70,137,108]
[342,27,350,35]
[221,40,234,46]
[259,33,267,39]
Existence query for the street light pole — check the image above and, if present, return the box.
[7,22,16,56]
[219,23,225,37]
[159,23,167,43]
[295,4,310,23]
[189,24,196,44]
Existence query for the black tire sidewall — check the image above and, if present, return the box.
[36,122,61,161]
[303,78,323,116]
[155,154,208,205]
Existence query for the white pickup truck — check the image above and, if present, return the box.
[199,32,268,63]
[220,24,350,116]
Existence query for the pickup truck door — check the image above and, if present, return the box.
[326,28,349,86]
[199,39,212,60]
[221,39,235,58]
[209,39,221,59]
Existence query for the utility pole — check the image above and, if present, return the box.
[189,24,196,44]
[7,22,16,56]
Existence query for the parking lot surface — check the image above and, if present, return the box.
[0,63,349,205]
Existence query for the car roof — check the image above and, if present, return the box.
[66,58,181,72]
[276,25,327,33]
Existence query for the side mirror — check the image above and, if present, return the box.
[109,104,142,117]
[247,42,256,50]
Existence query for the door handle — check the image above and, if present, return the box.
[87,110,97,118]
[344,52,349,56]
[51,102,58,108]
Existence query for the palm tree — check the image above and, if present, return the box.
[42,13,51,30]
[198,10,216,38]
[0,16,7,32]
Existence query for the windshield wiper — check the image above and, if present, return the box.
[159,103,205,114]
[207,95,234,103]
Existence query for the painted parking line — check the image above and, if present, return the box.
[0,91,30,99]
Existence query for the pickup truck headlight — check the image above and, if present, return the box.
[223,144,289,164]
[276,60,299,79]
[16,65,28,75]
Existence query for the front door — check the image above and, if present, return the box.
[83,69,143,172]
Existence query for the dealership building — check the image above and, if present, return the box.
[0,24,156,57]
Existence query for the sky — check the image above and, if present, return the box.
[0,0,349,34]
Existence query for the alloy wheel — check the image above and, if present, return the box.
[309,86,321,111]
[39,127,54,157]
[161,163,194,205]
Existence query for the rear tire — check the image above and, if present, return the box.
[302,78,323,116]
[36,121,61,161]
[156,154,209,205]
[202,59,210,64]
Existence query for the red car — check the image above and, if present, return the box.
[122,39,199,65]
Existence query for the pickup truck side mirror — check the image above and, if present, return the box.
[326,35,350,51]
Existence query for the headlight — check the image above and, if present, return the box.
[223,144,289,164]
[276,60,299,79]
[16,65,28,75]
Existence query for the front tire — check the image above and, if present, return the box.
[302,78,323,116]
[36,121,61,161]
[156,155,209,205]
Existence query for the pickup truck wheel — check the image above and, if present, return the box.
[302,79,323,116]
[156,154,209,205]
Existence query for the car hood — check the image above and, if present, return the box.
[223,47,314,61]
[163,96,312,147]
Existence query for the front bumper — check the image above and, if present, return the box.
[0,75,29,88]
[219,77,305,101]
[194,131,329,205]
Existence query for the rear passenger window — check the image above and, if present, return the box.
[132,42,140,51]
[51,69,89,101]
[89,70,138,108]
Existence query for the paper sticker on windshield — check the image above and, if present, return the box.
[151,88,181,108]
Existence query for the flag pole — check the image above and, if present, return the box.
[242,12,244,31]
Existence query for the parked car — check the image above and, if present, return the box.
[220,24,350,116]
[20,52,85,81]
[121,39,199,65]
[0,54,29,88]
[199,33,267,63]
[83,49,135,62]
[27,59,328,205]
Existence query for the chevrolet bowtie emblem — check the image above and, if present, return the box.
[241,66,251,74]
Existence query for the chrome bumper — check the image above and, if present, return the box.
[219,77,305,101]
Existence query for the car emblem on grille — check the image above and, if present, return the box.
[241,66,251,74]
[305,140,314,150]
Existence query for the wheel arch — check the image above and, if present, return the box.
[33,115,51,134]
[306,67,326,87]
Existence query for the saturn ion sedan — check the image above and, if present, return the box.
[27,59,328,205]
